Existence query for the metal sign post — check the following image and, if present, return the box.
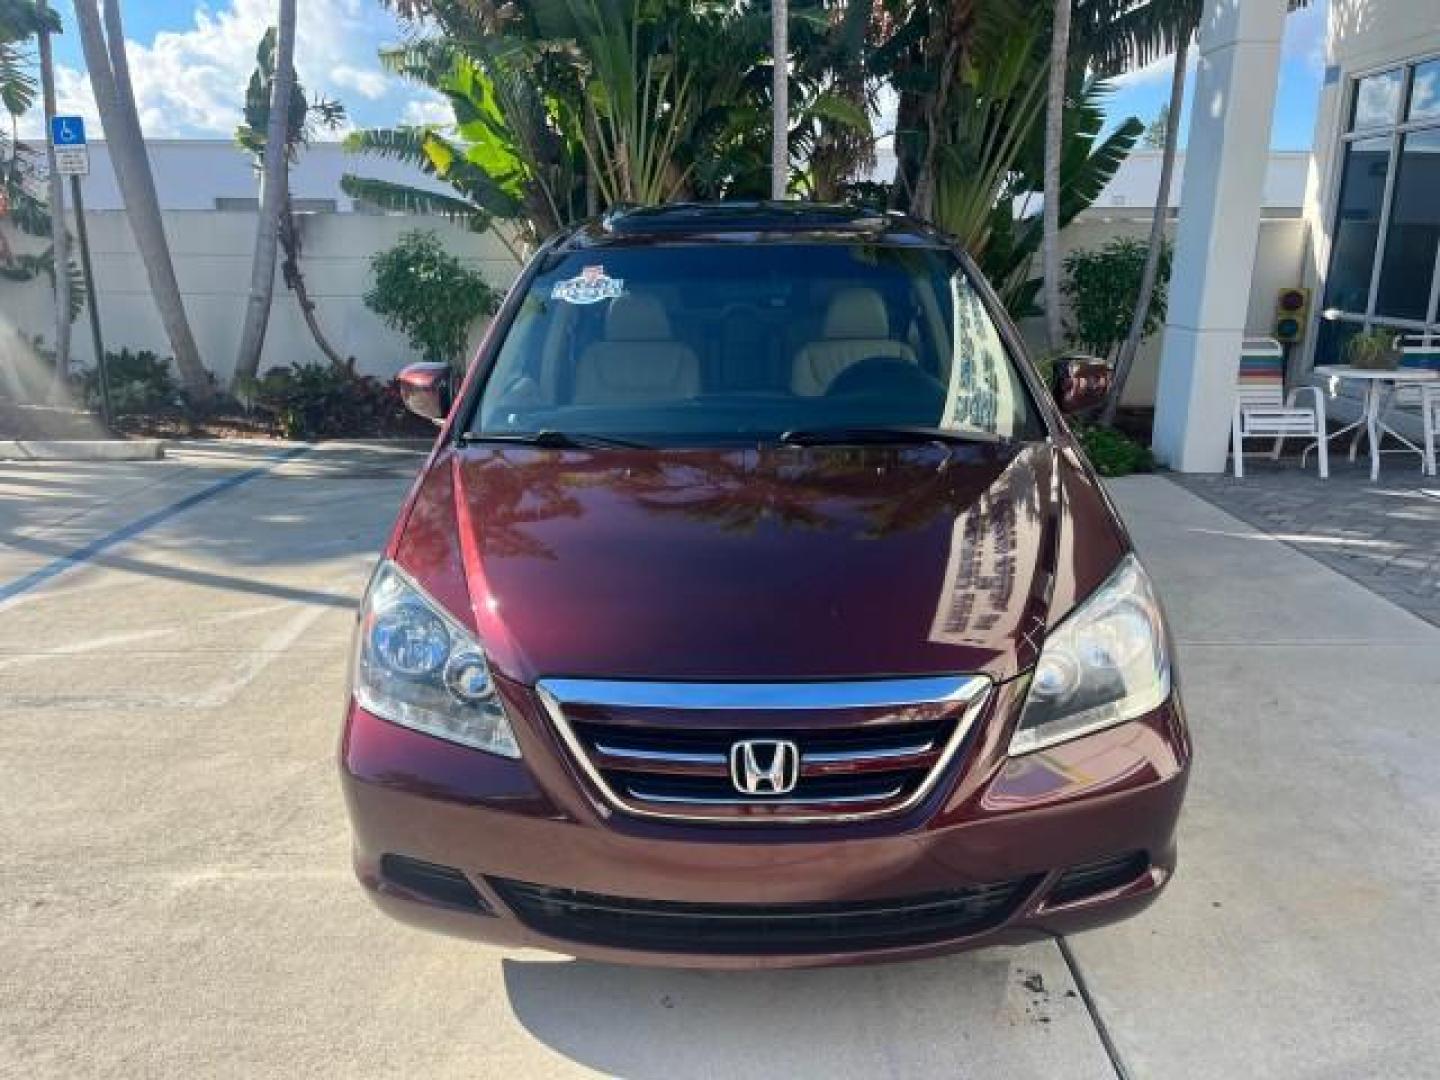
[50,116,111,428]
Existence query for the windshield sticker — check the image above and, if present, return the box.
[551,265,625,305]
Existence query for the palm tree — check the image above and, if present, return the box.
[0,0,83,378]
[32,0,70,396]
[1101,23,1187,424]
[879,0,983,221]
[1041,0,1073,351]
[235,28,347,375]
[789,0,875,202]
[897,0,1139,318]
[233,0,296,390]
[72,0,211,405]
[533,0,704,207]
[345,1,850,244]
[341,36,573,254]
[967,76,1143,317]
[1090,0,1314,423]
[772,0,788,199]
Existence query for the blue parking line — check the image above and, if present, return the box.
[0,446,311,605]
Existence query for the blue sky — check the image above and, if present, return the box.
[1103,1,1329,151]
[31,0,450,139]
[35,0,1329,150]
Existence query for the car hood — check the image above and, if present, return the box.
[393,441,1129,686]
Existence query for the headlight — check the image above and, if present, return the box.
[1010,554,1170,755]
[353,561,520,758]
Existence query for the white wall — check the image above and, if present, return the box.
[1088,150,1308,215]
[39,141,458,213]
[0,210,521,387]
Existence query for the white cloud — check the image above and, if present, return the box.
[332,64,389,101]
[23,0,402,140]
[401,93,452,127]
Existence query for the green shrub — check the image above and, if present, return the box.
[83,349,182,415]
[253,361,406,439]
[364,230,500,365]
[1061,238,1172,361]
[1075,423,1155,478]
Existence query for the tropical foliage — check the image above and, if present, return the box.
[81,348,182,415]
[74,0,211,404]
[345,0,876,250]
[364,229,500,365]
[1074,421,1155,476]
[347,0,1144,322]
[0,0,83,320]
[234,27,348,377]
[920,2,1143,316]
[252,361,414,439]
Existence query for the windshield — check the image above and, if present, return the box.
[469,243,1043,446]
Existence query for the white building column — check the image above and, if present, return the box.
[1151,0,1288,472]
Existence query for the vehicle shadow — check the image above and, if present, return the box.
[501,950,1066,1080]
[0,441,427,610]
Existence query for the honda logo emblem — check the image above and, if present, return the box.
[729,739,801,796]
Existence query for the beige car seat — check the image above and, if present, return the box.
[791,287,916,396]
[573,294,701,405]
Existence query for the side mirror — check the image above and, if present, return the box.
[397,362,453,424]
[1051,356,1112,416]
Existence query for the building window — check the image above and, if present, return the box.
[1375,129,1440,320]
[1320,56,1440,361]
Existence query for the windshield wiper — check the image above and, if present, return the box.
[461,430,649,450]
[777,425,1012,448]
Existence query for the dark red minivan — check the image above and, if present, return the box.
[340,203,1190,968]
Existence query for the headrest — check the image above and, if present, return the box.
[822,288,890,340]
[605,294,672,341]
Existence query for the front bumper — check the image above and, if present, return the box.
[340,677,1190,969]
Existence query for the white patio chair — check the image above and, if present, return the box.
[1230,336,1327,479]
[1387,334,1439,477]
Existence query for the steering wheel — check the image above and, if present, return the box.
[825,357,946,411]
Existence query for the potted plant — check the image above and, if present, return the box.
[1345,328,1399,371]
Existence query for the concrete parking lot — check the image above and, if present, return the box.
[2,441,1437,1079]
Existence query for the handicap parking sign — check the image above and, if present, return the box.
[50,116,87,147]
[50,115,90,175]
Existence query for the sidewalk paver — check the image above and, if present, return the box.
[1175,461,1440,627]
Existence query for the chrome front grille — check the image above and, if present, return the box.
[538,676,991,823]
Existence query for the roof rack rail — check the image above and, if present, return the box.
[600,203,641,233]
[600,201,889,236]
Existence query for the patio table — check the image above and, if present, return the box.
[1311,365,1440,481]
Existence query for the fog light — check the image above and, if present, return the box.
[1047,851,1150,907]
[380,854,492,914]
